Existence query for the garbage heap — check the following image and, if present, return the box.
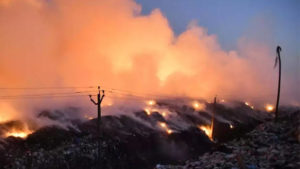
[156,110,300,169]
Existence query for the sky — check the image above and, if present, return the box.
[137,0,299,76]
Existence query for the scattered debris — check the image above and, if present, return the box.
[156,110,300,169]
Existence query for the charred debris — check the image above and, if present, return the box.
[0,99,287,169]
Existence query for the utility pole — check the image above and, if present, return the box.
[89,86,105,168]
[275,46,282,122]
[211,96,217,141]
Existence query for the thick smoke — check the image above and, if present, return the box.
[0,0,298,124]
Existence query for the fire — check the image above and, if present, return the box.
[147,100,156,106]
[166,129,172,134]
[159,122,167,128]
[244,102,254,109]
[265,104,274,112]
[158,122,173,135]
[229,124,234,129]
[161,112,167,117]
[198,125,213,141]
[144,108,151,115]
[193,101,205,110]
[5,129,32,138]
[84,114,94,120]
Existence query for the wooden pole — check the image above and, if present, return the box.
[211,96,217,141]
[89,86,105,168]
[275,46,282,122]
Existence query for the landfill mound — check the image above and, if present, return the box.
[0,99,273,169]
[156,108,300,169]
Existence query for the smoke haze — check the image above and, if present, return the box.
[0,0,298,123]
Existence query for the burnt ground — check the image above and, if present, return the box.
[0,100,275,169]
[156,109,300,169]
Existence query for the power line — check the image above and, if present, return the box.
[0,90,96,98]
[0,86,97,90]
[0,94,96,100]
[104,88,171,99]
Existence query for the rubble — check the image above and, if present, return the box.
[0,100,289,169]
[156,110,300,169]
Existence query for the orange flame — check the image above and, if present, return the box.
[158,122,173,135]
[244,102,254,109]
[193,101,205,110]
[166,129,172,134]
[159,122,167,128]
[265,104,274,112]
[147,100,156,106]
[144,108,151,115]
[5,129,32,138]
[198,125,213,141]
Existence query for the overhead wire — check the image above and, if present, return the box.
[0,85,294,102]
[0,86,97,90]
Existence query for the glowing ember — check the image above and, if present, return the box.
[159,122,167,128]
[5,130,32,138]
[144,108,151,115]
[166,129,172,134]
[198,125,213,141]
[193,101,205,110]
[147,100,156,106]
[244,102,254,109]
[84,114,94,120]
[158,122,172,134]
[265,104,274,112]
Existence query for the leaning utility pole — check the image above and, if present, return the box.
[89,86,105,168]
[274,46,282,122]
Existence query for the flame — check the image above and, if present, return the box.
[158,122,173,135]
[159,122,167,128]
[229,124,234,129]
[265,104,274,112]
[5,129,32,138]
[244,102,254,109]
[166,129,172,134]
[147,100,156,106]
[193,101,205,110]
[198,125,213,141]
[84,114,94,120]
[161,112,167,117]
[144,108,151,115]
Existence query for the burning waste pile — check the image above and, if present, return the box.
[0,98,277,169]
[156,108,300,169]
